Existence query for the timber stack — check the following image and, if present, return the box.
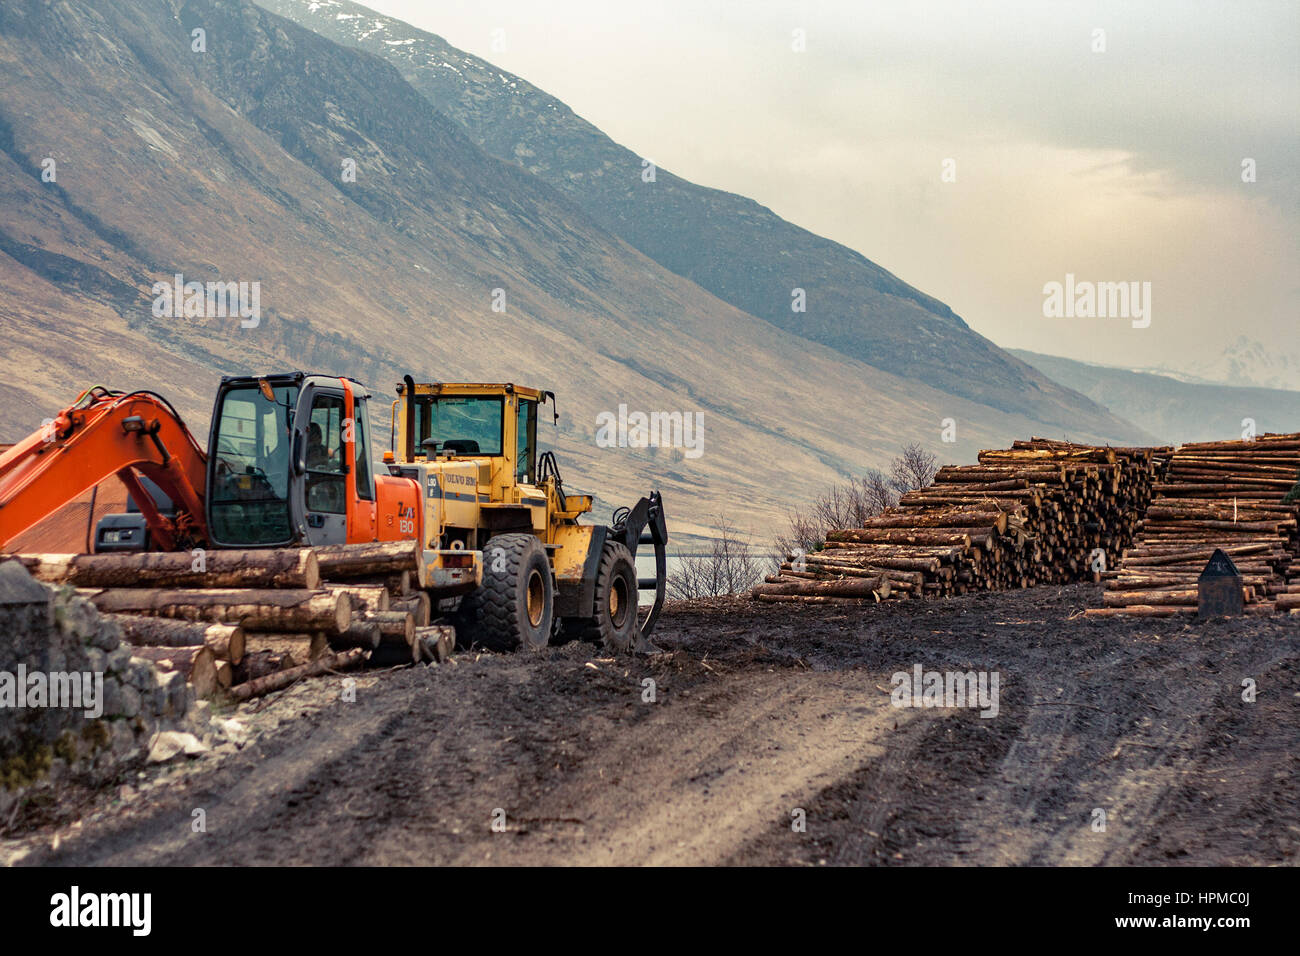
[756,438,1170,605]
[1,541,441,699]
[1086,432,1300,618]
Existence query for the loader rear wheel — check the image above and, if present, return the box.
[457,533,553,652]
[567,542,639,654]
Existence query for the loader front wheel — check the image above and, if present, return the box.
[457,534,553,652]
[580,541,640,654]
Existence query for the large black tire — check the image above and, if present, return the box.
[564,542,639,653]
[457,533,553,652]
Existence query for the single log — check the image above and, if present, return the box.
[323,584,391,612]
[80,588,350,634]
[330,621,382,651]
[1102,589,1200,607]
[898,492,1041,507]
[755,593,877,605]
[390,592,431,627]
[365,611,416,646]
[1145,506,1293,521]
[245,632,330,662]
[782,561,922,586]
[862,510,1010,532]
[15,549,319,590]
[415,625,456,663]
[110,616,245,664]
[230,648,367,701]
[313,541,420,578]
[1082,606,1196,618]
[1148,519,1294,533]
[214,660,233,690]
[1152,481,1295,494]
[330,572,413,595]
[1109,573,1271,590]
[1121,544,1274,566]
[126,645,217,698]
[827,529,974,547]
[232,650,295,684]
[753,578,888,599]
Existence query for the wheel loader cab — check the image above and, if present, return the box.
[392,382,552,548]
[398,382,539,490]
[206,373,417,549]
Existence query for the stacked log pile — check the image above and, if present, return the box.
[1087,433,1300,618]
[5,542,438,698]
[757,438,1170,605]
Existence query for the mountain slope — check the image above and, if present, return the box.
[1143,335,1300,392]
[259,0,1134,429]
[1011,350,1300,446]
[0,0,1151,545]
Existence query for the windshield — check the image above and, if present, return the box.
[208,384,297,545]
[415,396,503,456]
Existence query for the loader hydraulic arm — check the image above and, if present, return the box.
[0,387,208,552]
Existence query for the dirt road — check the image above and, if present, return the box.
[7,584,1298,866]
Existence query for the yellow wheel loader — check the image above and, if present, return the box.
[387,377,668,654]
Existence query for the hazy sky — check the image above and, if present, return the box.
[366,0,1297,370]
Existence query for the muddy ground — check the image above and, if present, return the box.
[3,583,1297,866]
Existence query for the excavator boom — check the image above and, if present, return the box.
[0,387,208,551]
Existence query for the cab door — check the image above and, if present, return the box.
[345,385,378,543]
[295,383,349,546]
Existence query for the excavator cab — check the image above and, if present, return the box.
[206,375,301,546]
[205,372,417,549]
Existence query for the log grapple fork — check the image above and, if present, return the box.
[610,490,668,651]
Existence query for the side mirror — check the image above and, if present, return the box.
[292,430,305,475]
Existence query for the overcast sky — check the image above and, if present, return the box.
[366,0,1297,371]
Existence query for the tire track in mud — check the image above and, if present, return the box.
[463,671,911,866]
[730,630,1298,867]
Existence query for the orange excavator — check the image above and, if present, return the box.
[0,372,424,554]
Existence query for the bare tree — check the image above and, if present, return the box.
[668,514,765,600]
[771,466,898,567]
[859,468,897,514]
[889,442,939,494]
[771,504,826,565]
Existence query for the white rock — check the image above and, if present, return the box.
[212,718,249,747]
[147,731,209,763]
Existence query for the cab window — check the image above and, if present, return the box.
[306,393,346,514]
[516,399,537,483]
[414,396,504,456]
[353,399,373,501]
